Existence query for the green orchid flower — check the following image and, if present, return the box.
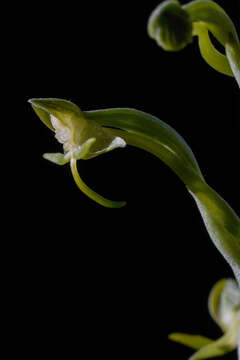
[30,98,240,287]
[169,278,240,359]
[29,98,126,208]
[30,97,240,358]
[148,0,240,87]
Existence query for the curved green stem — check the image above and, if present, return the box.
[193,23,233,77]
[183,0,239,47]
[183,0,240,87]
[70,158,126,208]
[84,108,240,285]
[112,128,240,284]
[84,108,204,181]
[106,127,203,192]
[226,41,240,88]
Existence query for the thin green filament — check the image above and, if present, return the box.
[70,158,126,208]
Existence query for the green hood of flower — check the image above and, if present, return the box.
[29,98,126,162]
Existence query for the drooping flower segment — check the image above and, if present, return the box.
[148,0,240,87]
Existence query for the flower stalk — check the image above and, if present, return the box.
[84,107,240,286]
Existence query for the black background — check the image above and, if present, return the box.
[13,0,240,358]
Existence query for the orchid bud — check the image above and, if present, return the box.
[148,0,193,51]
